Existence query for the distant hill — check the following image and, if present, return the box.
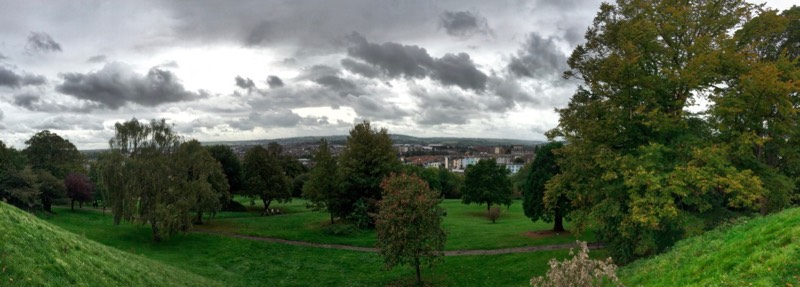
[202,134,544,147]
[0,202,222,286]
[619,207,800,286]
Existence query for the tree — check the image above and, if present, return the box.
[337,121,401,225]
[376,173,446,286]
[176,140,230,224]
[23,130,83,212]
[547,0,775,262]
[1,167,40,210]
[65,173,93,211]
[302,139,341,223]
[523,142,569,232]
[462,158,512,216]
[242,145,292,214]
[206,145,243,195]
[23,130,84,179]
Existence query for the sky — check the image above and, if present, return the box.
[0,0,794,150]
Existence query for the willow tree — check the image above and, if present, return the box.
[99,119,225,241]
[548,0,769,262]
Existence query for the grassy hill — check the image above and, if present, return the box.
[0,202,221,286]
[619,207,800,286]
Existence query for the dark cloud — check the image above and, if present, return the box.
[245,21,275,46]
[267,75,284,88]
[340,58,380,78]
[429,53,487,91]
[56,62,204,109]
[508,32,568,79]
[26,32,62,53]
[235,76,256,90]
[86,55,107,63]
[439,11,491,38]
[349,95,409,121]
[346,33,487,91]
[0,66,47,88]
[13,93,40,109]
[0,108,3,121]
[0,53,7,60]
[230,110,303,131]
[300,65,341,79]
[313,75,361,96]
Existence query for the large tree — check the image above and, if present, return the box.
[0,141,29,208]
[99,118,225,241]
[336,121,401,224]
[546,0,791,262]
[23,130,83,212]
[461,158,512,215]
[242,145,292,214]
[302,139,342,223]
[522,142,568,232]
[376,173,446,286]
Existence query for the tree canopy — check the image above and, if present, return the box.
[302,138,342,223]
[242,145,292,214]
[461,158,513,214]
[522,142,568,232]
[376,173,446,286]
[336,121,401,225]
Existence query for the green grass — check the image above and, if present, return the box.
[40,206,608,286]
[0,202,222,287]
[202,198,594,250]
[619,207,800,286]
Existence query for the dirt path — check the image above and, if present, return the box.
[192,230,604,256]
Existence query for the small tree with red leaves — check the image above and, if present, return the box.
[65,173,93,211]
[376,173,446,286]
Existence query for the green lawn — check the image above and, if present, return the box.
[200,197,594,250]
[619,207,800,287]
[40,207,608,286]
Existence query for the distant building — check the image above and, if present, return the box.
[506,164,523,174]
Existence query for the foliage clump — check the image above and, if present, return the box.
[530,241,623,287]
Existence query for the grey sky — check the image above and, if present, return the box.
[0,0,793,149]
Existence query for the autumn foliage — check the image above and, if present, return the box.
[64,173,93,211]
[376,173,446,286]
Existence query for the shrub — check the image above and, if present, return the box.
[530,241,623,287]
[488,206,501,223]
[322,223,357,236]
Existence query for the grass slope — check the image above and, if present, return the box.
[620,207,800,286]
[0,202,221,287]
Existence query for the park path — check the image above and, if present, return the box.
[192,230,604,256]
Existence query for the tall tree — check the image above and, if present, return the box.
[176,140,230,224]
[23,130,83,212]
[337,121,401,224]
[522,142,569,232]
[0,141,29,207]
[65,173,93,211]
[376,173,446,286]
[23,130,84,179]
[548,0,771,262]
[242,145,292,214]
[1,167,40,210]
[302,139,341,223]
[461,158,513,214]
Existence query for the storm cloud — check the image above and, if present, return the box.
[56,62,204,109]
[0,66,47,88]
[235,76,256,90]
[508,33,568,79]
[346,33,487,91]
[439,11,491,38]
[26,32,62,53]
[267,75,284,88]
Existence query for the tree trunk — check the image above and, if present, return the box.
[415,257,422,286]
[330,212,334,224]
[79,201,83,209]
[71,200,75,211]
[43,198,52,213]
[151,221,161,243]
[486,202,491,211]
[194,211,204,225]
[553,207,565,232]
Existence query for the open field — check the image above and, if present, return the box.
[37,202,604,286]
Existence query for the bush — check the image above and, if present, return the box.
[322,223,357,236]
[488,206,501,223]
[530,241,623,287]
[222,200,247,212]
